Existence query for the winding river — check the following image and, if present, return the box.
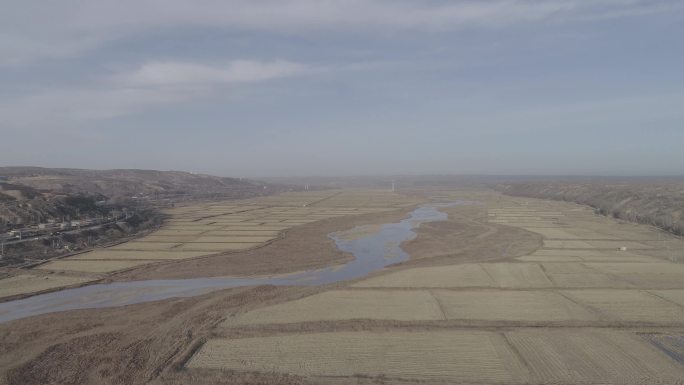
[0,201,465,324]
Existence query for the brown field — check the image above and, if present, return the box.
[543,240,596,249]
[585,263,684,288]
[0,274,93,299]
[225,290,444,325]
[65,250,209,260]
[38,259,159,273]
[433,290,597,322]
[107,242,183,250]
[480,263,554,288]
[187,331,528,383]
[562,290,684,323]
[173,242,261,251]
[352,263,494,288]
[507,329,684,383]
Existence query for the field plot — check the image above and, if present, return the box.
[225,290,444,326]
[519,249,660,263]
[108,242,182,250]
[66,250,208,260]
[507,329,684,383]
[564,228,622,239]
[134,235,201,242]
[539,262,631,288]
[433,290,597,322]
[521,228,582,239]
[585,262,684,288]
[174,242,260,251]
[190,236,276,243]
[481,263,554,288]
[202,230,281,237]
[587,240,654,249]
[152,229,207,236]
[562,290,684,323]
[38,259,157,273]
[352,264,493,288]
[188,331,528,382]
[517,255,583,262]
[524,227,622,240]
[543,240,596,249]
[0,274,93,298]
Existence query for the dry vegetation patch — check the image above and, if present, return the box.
[188,331,528,382]
[506,329,684,383]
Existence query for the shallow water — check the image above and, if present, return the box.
[0,201,466,324]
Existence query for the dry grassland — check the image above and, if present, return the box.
[0,274,93,298]
[225,290,445,326]
[188,331,528,382]
[507,329,684,383]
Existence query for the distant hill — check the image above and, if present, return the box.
[0,167,286,200]
[0,167,298,231]
[496,178,684,236]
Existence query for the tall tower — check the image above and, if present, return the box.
[391,179,396,192]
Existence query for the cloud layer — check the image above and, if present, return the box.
[118,60,306,87]
[1,0,683,175]
[2,0,681,65]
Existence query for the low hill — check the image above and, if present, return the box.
[496,178,684,236]
[0,167,283,200]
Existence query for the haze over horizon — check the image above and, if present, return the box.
[2,1,683,177]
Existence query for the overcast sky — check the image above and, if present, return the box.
[1,0,683,177]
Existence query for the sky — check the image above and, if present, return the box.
[1,0,683,177]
